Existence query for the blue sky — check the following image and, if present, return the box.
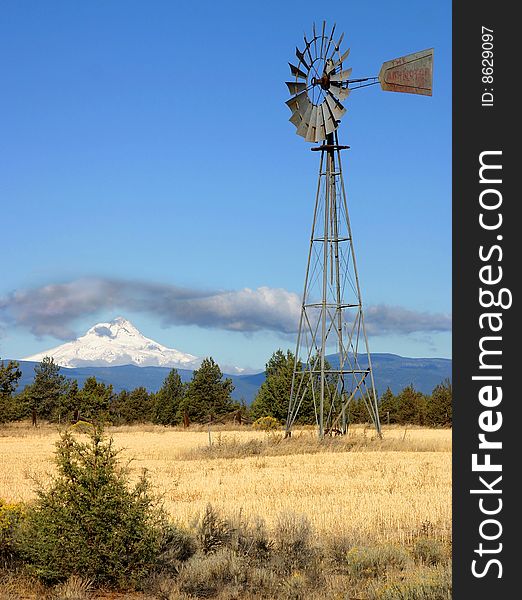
[0,0,451,371]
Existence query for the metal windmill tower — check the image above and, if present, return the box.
[284,22,433,439]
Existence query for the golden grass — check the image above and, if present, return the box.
[0,422,451,545]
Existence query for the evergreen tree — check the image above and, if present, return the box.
[153,369,185,425]
[1,389,31,422]
[395,385,426,425]
[110,389,130,425]
[250,350,296,423]
[77,377,113,421]
[0,359,22,423]
[30,357,68,421]
[0,359,22,396]
[19,427,164,585]
[379,387,399,424]
[119,387,153,424]
[347,397,369,424]
[53,379,80,423]
[250,350,333,424]
[426,379,452,426]
[182,357,235,422]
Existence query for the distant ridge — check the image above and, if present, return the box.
[12,353,451,405]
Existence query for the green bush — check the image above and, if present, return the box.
[0,499,25,567]
[280,571,309,600]
[343,544,409,579]
[157,523,197,570]
[326,533,358,568]
[18,427,165,587]
[371,564,452,600]
[178,549,245,598]
[252,416,280,432]
[412,538,447,566]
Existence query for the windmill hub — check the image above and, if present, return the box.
[311,73,330,90]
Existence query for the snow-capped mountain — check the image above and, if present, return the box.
[23,317,202,369]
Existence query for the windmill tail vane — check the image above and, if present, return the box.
[284,22,433,439]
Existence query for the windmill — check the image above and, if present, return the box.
[284,22,433,439]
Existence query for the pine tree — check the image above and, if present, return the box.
[110,389,130,425]
[0,359,22,396]
[78,377,113,421]
[0,359,22,423]
[379,387,398,424]
[19,427,164,585]
[119,387,153,424]
[426,379,452,426]
[153,369,185,425]
[250,350,296,423]
[183,358,235,422]
[395,385,426,425]
[347,398,368,424]
[53,379,80,423]
[250,350,325,425]
[29,357,68,421]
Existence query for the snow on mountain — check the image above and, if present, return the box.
[23,316,202,369]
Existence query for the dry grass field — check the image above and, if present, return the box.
[0,422,451,546]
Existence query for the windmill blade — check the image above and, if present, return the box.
[296,103,314,137]
[378,48,434,96]
[289,111,301,127]
[330,68,352,82]
[310,104,322,142]
[328,48,351,72]
[332,31,345,54]
[289,94,312,126]
[316,102,327,141]
[321,102,337,135]
[289,62,308,79]
[296,115,313,138]
[324,22,336,59]
[285,90,308,113]
[329,85,350,101]
[324,23,336,56]
[339,47,351,64]
[303,34,314,66]
[319,20,326,57]
[289,109,302,127]
[305,106,319,142]
[325,92,346,121]
[296,46,310,70]
[325,58,335,75]
[286,81,308,95]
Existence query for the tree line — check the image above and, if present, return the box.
[0,356,243,426]
[0,350,451,427]
[248,350,451,427]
